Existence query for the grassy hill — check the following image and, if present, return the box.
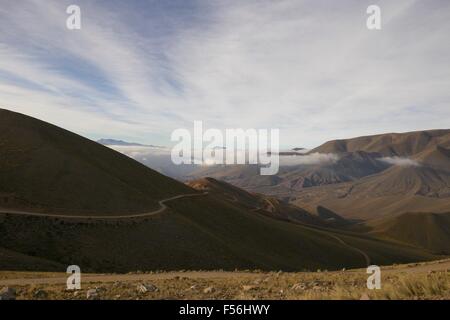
[0,109,192,215]
[367,212,450,255]
[0,194,437,273]
[186,177,330,226]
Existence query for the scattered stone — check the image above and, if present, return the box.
[0,287,16,300]
[360,293,370,300]
[95,286,106,293]
[136,283,158,294]
[86,288,100,300]
[312,285,322,291]
[33,289,48,299]
[242,285,256,291]
[189,285,198,291]
[291,283,306,291]
[203,287,215,294]
[113,281,126,288]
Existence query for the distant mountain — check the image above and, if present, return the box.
[412,145,450,171]
[275,148,309,156]
[97,138,162,148]
[189,129,450,223]
[189,150,390,193]
[289,130,450,220]
[276,151,389,191]
[291,165,450,220]
[310,129,450,156]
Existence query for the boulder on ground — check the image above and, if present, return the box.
[203,286,215,294]
[0,287,16,300]
[136,283,158,294]
[86,288,100,300]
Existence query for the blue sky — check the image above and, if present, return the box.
[0,0,449,148]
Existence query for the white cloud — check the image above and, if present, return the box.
[378,156,420,166]
[0,0,449,148]
[280,153,340,166]
[108,145,171,158]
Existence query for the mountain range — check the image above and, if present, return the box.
[187,129,450,254]
[0,109,448,273]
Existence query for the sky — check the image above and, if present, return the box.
[0,0,449,149]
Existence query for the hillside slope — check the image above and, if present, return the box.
[187,177,335,226]
[0,109,191,215]
[367,212,450,254]
[0,194,437,272]
[310,129,450,156]
[291,165,450,220]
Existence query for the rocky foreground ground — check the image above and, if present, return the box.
[0,260,449,300]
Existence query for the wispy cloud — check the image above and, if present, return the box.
[280,153,340,166]
[0,0,449,147]
[379,156,420,166]
[109,145,171,158]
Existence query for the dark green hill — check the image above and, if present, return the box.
[0,194,437,272]
[368,212,450,254]
[0,109,191,215]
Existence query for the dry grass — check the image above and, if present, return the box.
[2,263,448,300]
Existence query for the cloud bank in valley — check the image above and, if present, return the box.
[107,144,338,172]
[378,156,420,167]
[280,153,340,166]
[109,145,171,158]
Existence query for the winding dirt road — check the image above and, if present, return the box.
[0,191,370,268]
[326,233,371,266]
[0,192,208,220]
